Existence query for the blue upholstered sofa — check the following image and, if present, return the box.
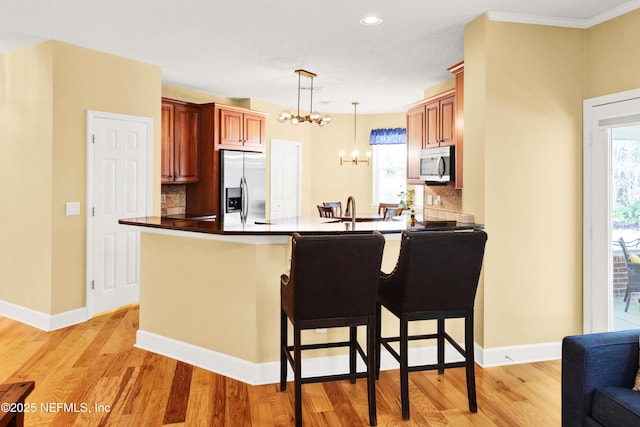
[562,330,640,426]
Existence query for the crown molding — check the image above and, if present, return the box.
[586,0,640,27]
[487,11,588,28]
[488,1,640,29]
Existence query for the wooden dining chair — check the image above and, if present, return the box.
[383,207,404,220]
[317,205,335,218]
[378,202,400,215]
[323,201,343,217]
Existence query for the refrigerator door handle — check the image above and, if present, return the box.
[240,176,248,221]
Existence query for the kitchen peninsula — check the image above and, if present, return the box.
[121,215,483,385]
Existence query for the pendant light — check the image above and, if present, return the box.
[339,102,371,165]
[278,69,332,126]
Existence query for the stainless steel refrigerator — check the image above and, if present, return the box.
[220,150,266,225]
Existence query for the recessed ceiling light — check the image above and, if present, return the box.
[360,16,383,26]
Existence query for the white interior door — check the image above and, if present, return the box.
[270,139,301,221]
[88,111,152,316]
[584,90,640,333]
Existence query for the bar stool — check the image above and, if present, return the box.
[280,232,386,427]
[376,230,487,419]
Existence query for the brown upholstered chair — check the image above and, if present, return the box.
[323,201,343,217]
[317,204,335,218]
[281,232,386,427]
[376,230,487,419]
[618,237,640,312]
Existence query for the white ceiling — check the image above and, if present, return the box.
[0,0,637,114]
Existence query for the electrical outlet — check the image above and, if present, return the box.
[161,194,167,204]
[65,201,80,216]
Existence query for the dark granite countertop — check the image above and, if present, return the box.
[119,215,483,236]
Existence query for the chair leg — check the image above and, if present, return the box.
[294,326,303,427]
[437,318,445,374]
[280,309,288,392]
[350,326,357,384]
[367,318,378,426]
[400,315,410,420]
[375,304,382,380]
[465,314,478,413]
[625,290,633,312]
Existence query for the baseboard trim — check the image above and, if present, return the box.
[0,300,88,332]
[135,330,275,385]
[476,341,562,368]
[136,329,560,385]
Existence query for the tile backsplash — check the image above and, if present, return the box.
[161,184,186,216]
[163,183,462,219]
[422,183,462,220]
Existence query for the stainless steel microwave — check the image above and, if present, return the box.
[420,146,454,183]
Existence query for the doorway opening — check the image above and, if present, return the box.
[611,125,640,329]
[584,90,640,333]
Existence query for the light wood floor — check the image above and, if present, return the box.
[0,306,561,426]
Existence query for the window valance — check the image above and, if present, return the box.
[369,128,406,145]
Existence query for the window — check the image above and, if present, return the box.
[372,144,406,205]
[370,128,406,206]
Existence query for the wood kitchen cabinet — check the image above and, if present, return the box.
[185,103,267,217]
[161,99,200,184]
[218,106,266,151]
[406,105,425,183]
[425,93,455,148]
[406,63,464,188]
[406,89,456,185]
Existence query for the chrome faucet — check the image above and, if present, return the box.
[346,196,356,229]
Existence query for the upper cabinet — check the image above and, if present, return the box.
[161,98,200,184]
[406,62,464,188]
[185,103,267,217]
[406,105,425,183]
[217,106,266,151]
[406,89,455,185]
[425,93,455,148]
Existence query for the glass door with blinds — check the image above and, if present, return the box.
[584,92,640,333]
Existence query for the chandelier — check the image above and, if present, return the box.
[278,69,332,127]
[339,102,371,165]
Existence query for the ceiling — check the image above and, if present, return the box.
[0,0,636,114]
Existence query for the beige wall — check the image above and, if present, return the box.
[463,16,488,345]
[585,8,640,99]
[424,77,455,100]
[464,18,586,348]
[0,41,161,315]
[461,9,640,350]
[0,43,54,313]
